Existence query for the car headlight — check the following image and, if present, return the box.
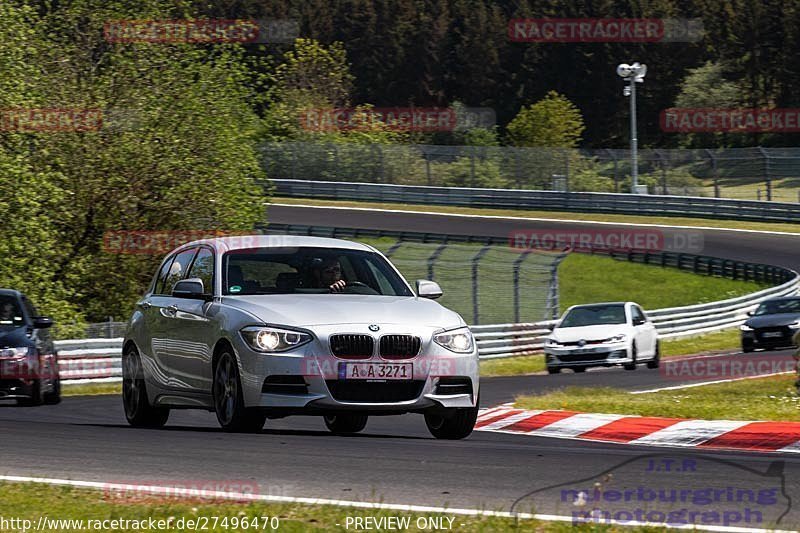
[240,326,312,353]
[740,324,753,331]
[789,321,800,329]
[545,337,561,347]
[433,327,474,353]
[606,334,627,343]
[0,347,29,358]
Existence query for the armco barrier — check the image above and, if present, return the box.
[56,271,799,381]
[264,223,794,285]
[272,179,800,223]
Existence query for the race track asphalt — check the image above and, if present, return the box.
[2,202,800,527]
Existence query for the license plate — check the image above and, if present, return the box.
[763,331,783,338]
[339,362,413,380]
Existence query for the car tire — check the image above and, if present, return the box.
[43,373,61,405]
[425,406,479,440]
[646,342,660,369]
[213,351,266,433]
[323,413,368,434]
[17,379,43,407]
[122,346,169,428]
[571,366,586,373]
[742,341,754,353]
[547,366,560,374]
[623,344,638,371]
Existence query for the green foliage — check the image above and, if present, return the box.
[0,0,268,332]
[673,62,745,148]
[436,155,506,188]
[506,91,585,148]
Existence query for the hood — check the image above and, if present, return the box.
[745,313,800,329]
[222,294,465,328]
[551,324,629,342]
[0,326,33,349]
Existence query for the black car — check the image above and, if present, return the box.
[740,296,800,352]
[0,289,60,405]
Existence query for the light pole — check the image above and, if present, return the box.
[616,62,647,193]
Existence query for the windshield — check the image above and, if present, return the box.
[559,304,627,328]
[753,299,800,316]
[0,295,24,329]
[222,247,414,296]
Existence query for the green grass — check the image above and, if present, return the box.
[0,482,671,532]
[661,328,741,357]
[480,354,546,377]
[271,196,800,234]
[515,374,800,421]
[63,383,121,396]
[558,254,765,310]
[350,237,764,325]
[479,329,742,377]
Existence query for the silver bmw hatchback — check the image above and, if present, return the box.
[123,235,479,439]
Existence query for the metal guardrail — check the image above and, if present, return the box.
[56,271,800,381]
[272,179,800,223]
[472,274,800,358]
[264,223,794,285]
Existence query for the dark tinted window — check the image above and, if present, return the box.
[560,304,627,327]
[162,248,198,295]
[0,295,24,329]
[154,255,175,295]
[186,247,214,295]
[222,247,413,296]
[754,299,800,316]
[21,296,38,319]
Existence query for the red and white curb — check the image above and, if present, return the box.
[476,405,800,453]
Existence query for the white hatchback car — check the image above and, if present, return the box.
[544,302,659,373]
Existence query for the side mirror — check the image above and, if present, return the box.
[633,318,646,326]
[546,322,556,331]
[416,280,443,300]
[33,316,54,329]
[172,278,209,300]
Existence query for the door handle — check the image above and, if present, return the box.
[166,304,178,315]
[138,301,152,310]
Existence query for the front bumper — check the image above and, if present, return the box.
[742,327,800,350]
[544,343,630,367]
[233,324,480,412]
[0,379,36,400]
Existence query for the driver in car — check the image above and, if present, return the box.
[312,258,347,292]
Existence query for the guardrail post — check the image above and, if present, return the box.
[512,251,533,323]
[704,149,720,198]
[470,147,476,187]
[427,242,449,281]
[657,150,667,195]
[607,149,620,193]
[385,239,404,258]
[471,245,491,324]
[758,147,772,201]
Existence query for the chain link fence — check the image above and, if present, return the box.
[261,143,800,202]
[375,240,567,325]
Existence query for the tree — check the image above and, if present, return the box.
[0,0,268,330]
[673,61,744,148]
[506,91,585,147]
